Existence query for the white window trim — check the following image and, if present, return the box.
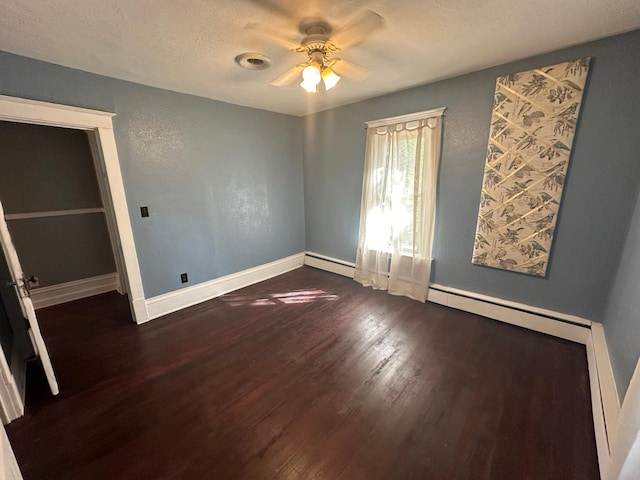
[365,107,446,128]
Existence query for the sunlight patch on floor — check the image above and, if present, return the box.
[222,289,339,307]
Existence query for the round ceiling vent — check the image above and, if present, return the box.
[235,52,271,70]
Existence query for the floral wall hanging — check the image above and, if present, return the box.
[472,57,590,276]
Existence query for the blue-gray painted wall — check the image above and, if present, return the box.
[0,51,305,298]
[602,184,640,401]
[303,30,640,322]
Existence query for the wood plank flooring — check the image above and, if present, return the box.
[6,266,599,479]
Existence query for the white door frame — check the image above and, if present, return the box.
[86,132,127,295]
[1,422,23,480]
[0,343,21,424]
[0,95,148,324]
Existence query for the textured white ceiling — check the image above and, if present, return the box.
[0,0,638,116]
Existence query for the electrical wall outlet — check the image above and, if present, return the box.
[140,206,149,217]
[180,273,188,283]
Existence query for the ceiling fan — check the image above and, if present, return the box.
[246,10,384,93]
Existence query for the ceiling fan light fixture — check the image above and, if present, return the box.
[302,63,321,83]
[301,62,322,93]
[300,79,318,93]
[321,66,341,90]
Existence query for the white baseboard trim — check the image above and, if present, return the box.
[144,253,305,322]
[31,273,119,310]
[592,324,621,439]
[606,356,640,480]
[587,323,621,478]
[587,329,611,476]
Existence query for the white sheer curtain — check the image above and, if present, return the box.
[354,113,442,302]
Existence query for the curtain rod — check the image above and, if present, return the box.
[365,107,446,129]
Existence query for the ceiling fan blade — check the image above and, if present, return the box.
[331,10,384,49]
[271,64,305,87]
[244,22,300,50]
[242,0,294,22]
[330,59,369,82]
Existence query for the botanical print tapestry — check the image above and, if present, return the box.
[472,58,590,276]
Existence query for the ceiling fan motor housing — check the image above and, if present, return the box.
[307,48,326,65]
[299,20,340,64]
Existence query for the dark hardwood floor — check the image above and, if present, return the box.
[6,266,599,479]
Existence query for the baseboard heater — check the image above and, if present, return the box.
[305,252,355,267]
[427,285,591,329]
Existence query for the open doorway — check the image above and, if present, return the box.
[0,95,146,322]
[0,95,148,423]
[0,121,121,308]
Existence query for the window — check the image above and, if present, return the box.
[354,108,444,302]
